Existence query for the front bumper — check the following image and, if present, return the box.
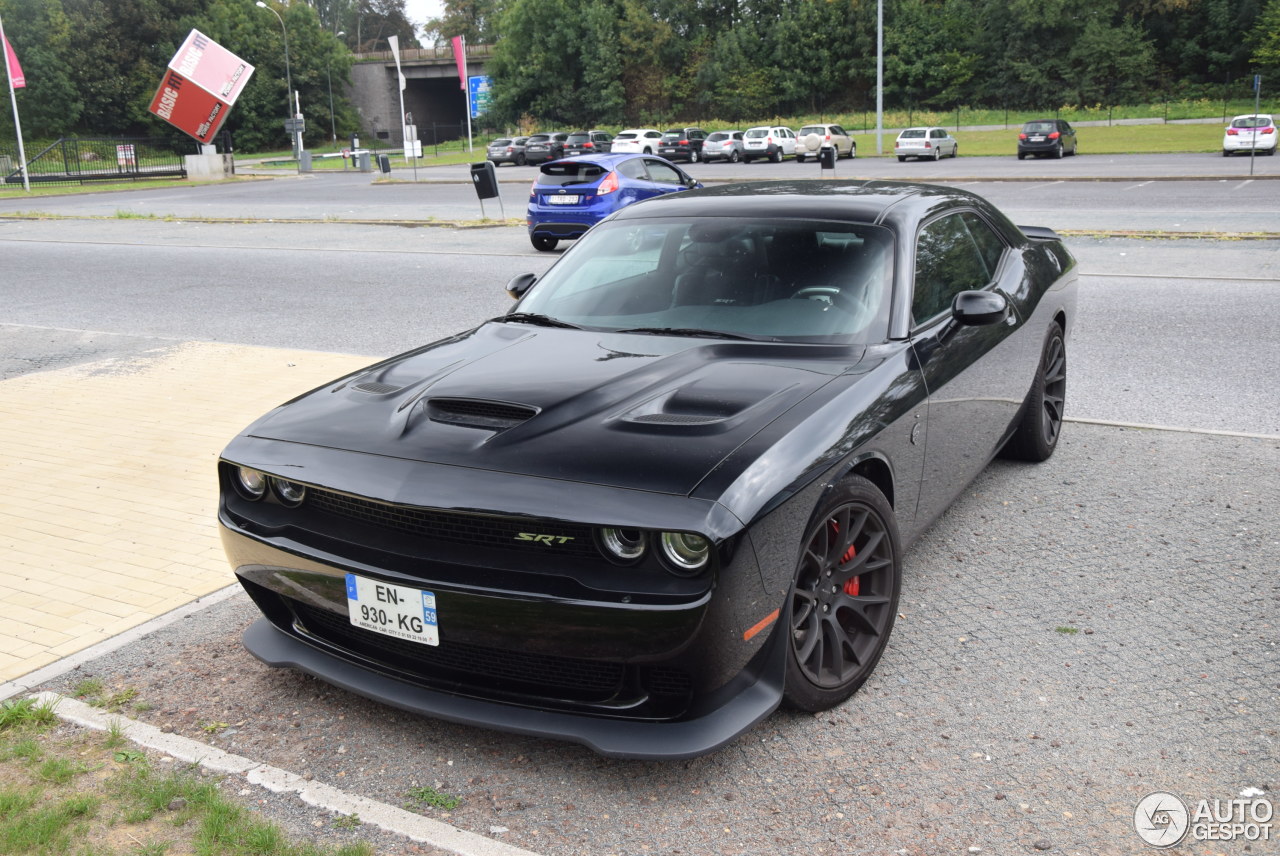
[218,439,785,757]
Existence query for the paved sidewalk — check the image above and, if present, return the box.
[0,341,372,682]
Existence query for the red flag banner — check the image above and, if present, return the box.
[451,36,466,91]
[3,34,24,89]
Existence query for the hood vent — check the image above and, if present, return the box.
[426,397,539,431]
[353,381,404,395]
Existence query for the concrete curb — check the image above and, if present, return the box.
[32,691,546,856]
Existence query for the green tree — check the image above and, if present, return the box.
[1248,0,1280,72]
[0,0,81,138]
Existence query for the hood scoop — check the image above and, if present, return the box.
[426,397,539,431]
[352,381,404,395]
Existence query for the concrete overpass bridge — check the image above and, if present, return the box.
[348,44,495,146]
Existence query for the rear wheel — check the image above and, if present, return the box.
[1054,142,1064,159]
[770,147,782,163]
[1017,152,1026,160]
[848,143,856,159]
[796,154,806,163]
[932,147,941,161]
[1003,322,1067,462]
[729,149,740,163]
[951,143,959,158]
[530,236,558,252]
[897,156,907,162]
[783,476,901,712]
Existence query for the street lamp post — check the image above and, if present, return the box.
[255,1,299,160]
[327,32,344,145]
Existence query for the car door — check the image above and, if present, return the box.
[907,210,1028,524]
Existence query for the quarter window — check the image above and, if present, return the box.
[912,212,1006,325]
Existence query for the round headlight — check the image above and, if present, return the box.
[272,478,307,507]
[233,467,267,500]
[659,532,710,574]
[599,528,646,563]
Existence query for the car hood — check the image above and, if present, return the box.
[243,321,865,496]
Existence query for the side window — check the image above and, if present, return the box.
[912,212,997,325]
[617,158,648,180]
[644,160,684,185]
[962,212,1006,277]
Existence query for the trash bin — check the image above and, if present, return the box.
[357,152,372,172]
[299,151,312,172]
[377,154,391,174]
[469,161,500,200]
[818,145,837,170]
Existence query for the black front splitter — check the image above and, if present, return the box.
[242,618,784,760]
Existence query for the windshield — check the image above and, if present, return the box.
[513,217,894,344]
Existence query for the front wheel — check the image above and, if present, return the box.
[530,236,558,252]
[783,476,902,712]
[1002,322,1066,462]
[1054,142,1064,159]
[690,149,699,163]
[951,144,958,158]
[848,143,856,159]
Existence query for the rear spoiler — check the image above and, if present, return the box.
[1019,225,1062,242]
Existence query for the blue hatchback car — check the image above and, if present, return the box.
[526,153,700,251]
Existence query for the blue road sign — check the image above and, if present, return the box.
[469,75,492,119]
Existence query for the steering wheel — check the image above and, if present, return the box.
[790,286,860,315]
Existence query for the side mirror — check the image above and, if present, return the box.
[684,176,700,190]
[506,272,538,300]
[951,290,1008,326]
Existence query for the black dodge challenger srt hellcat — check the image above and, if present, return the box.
[218,180,1077,759]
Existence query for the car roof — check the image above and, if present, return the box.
[537,153,666,170]
[898,126,942,132]
[618,128,659,134]
[606,179,991,226]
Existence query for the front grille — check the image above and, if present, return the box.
[294,602,626,701]
[307,488,599,559]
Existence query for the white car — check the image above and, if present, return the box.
[795,124,856,161]
[894,127,959,161]
[742,126,796,163]
[1222,114,1276,156]
[611,128,663,155]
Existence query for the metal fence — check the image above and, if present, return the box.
[1,137,198,187]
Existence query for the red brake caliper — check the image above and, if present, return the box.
[841,542,860,596]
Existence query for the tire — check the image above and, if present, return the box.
[796,154,806,163]
[770,147,782,164]
[932,146,941,161]
[1053,142,1064,159]
[729,149,740,163]
[690,148,699,163]
[516,154,526,166]
[643,147,652,155]
[1002,322,1066,462]
[849,143,856,159]
[951,144,958,158]
[1017,152,1026,160]
[1223,149,1231,157]
[530,236,558,252]
[783,475,902,712]
[897,156,907,162]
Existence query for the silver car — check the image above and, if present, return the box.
[700,130,745,163]
[795,124,856,161]
[894,127,959,161]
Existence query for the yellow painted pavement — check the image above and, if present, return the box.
[0,342,373,682]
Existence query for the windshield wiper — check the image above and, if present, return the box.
[495,313,583,330]
[616,327,763,341]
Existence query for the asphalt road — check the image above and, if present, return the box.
[0,152,1277,233]
[2,218,1278,434]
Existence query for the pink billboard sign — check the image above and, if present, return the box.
[169,29,253,105]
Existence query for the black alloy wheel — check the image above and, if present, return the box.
[783,476,901,712]
[1002,322,1066,462]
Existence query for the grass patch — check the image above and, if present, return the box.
[404,784,461,810]
[1055,626,1080,635]
[0,697,376,856]
[854,122,1229,158]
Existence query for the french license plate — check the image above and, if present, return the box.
[345,573,438,646]
[547,195,580,204]
[1030,135,1045,142]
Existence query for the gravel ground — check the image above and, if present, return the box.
[34,422,1279,856]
